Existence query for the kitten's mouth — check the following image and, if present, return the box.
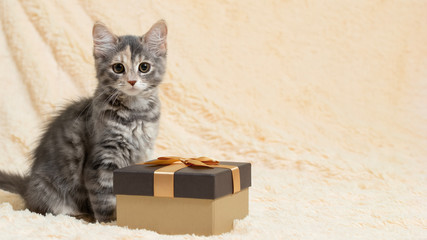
[122,87,142,96]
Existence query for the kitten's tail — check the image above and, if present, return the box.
[0,170,28,196]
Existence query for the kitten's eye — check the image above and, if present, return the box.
[112,63,125,74]
[139,62,151,73]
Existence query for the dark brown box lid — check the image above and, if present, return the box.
[113,161,251,199]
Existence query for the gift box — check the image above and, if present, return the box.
[113,157,251,236]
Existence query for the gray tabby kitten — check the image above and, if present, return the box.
[0,20,167,222]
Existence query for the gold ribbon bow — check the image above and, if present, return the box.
[142,156,241,198]
[144,156,220,167]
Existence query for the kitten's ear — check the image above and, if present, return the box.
[92,21,118,58]
[143,20,168,57]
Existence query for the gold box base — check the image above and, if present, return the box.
[116,188,249,236]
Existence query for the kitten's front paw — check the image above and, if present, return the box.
[93,206,116,223]
[95,213,116,223]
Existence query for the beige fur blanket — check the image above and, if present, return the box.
[0,1,426,239]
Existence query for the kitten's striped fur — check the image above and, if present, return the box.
[0,20,167,222]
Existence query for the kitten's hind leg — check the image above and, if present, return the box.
[24,176,80,216]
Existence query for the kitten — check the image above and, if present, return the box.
[0,20,167,222]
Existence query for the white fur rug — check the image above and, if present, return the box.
[0,1,426,239]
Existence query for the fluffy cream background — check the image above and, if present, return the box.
[0,0,426,239]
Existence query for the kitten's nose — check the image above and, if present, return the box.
[128,80,137,86]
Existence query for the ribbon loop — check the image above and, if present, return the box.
[144,156,219,168]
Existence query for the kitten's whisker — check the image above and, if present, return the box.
[73,87,111,128]
[89,87,114,135]
[100,89,120,124]
[111,93,121,127]
[73,102,91,127]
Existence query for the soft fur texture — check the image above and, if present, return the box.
[0,1,426,239]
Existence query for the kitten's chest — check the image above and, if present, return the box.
[129,120,146,146]
[127,119,158,162]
